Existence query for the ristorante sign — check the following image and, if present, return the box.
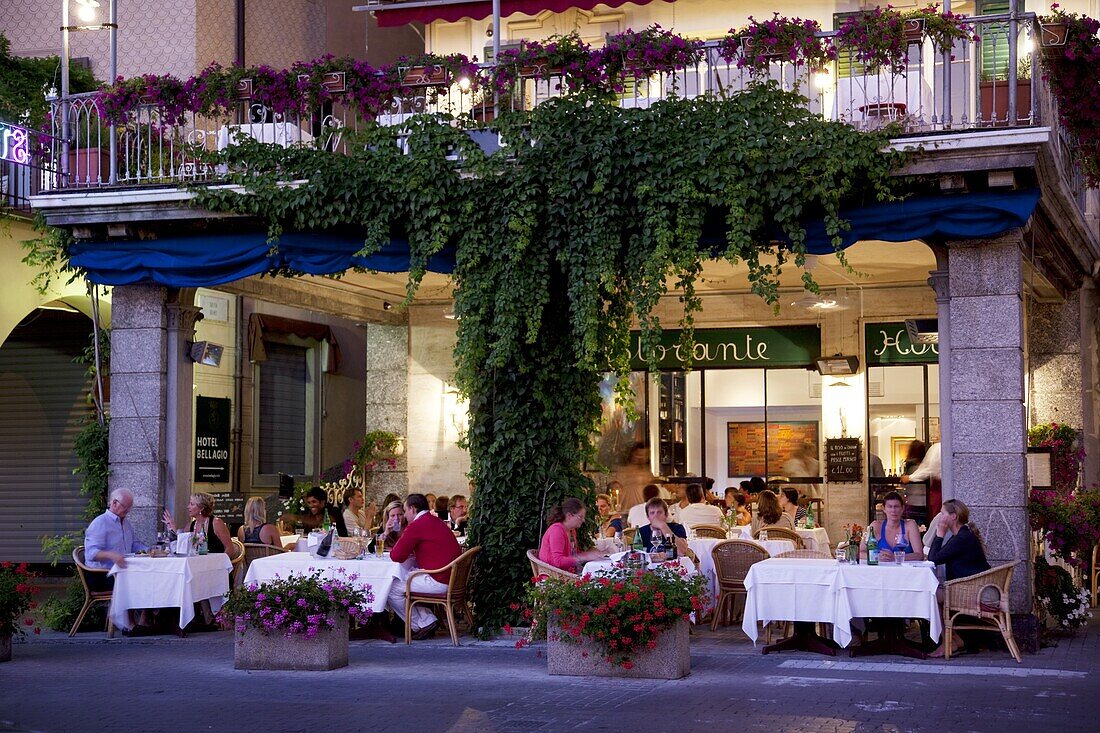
[0,123,30,165]
[865,321,939,365]
[629,325,820,370]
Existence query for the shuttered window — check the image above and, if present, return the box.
[979,0,1012,81]
[256,342,309,476]
[0,310,93,563]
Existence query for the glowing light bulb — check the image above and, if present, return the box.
[77,3,97,22]
[457,76,472,92]
[812,67,831,90]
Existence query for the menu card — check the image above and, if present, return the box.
[174,532,193,555]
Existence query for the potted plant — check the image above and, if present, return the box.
[219,570,372,670]
[979,55,1032,126]
[1033,557,1092,630]
[0,562,41,662]
[518,562,705,679]
[1037,6,1100,186]
[390,53,481,102]
[727,14,835,78]
[1038,3,1072,48]
[902,4,977,52]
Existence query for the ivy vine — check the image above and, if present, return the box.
[194,83,903,631]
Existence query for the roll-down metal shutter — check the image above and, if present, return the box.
[0,310,93,563]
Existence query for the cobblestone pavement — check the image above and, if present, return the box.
[1,617,1097,733]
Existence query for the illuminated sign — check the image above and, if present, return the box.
[0,123,30,165]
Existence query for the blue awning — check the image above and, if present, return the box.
[70,189,1040,286]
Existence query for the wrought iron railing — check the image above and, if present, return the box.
[35,13,1083,201]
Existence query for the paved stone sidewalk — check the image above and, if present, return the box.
[1,617,1096,733]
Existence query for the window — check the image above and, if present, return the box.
[978,0,1011,80]
[255,341,318,479]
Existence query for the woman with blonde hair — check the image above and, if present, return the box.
[928,499,991,657]
[237,497,283,548]
[376,499,407,552]
[163,493,238,560]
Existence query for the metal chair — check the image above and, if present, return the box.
[70,546,114,637]
[405,546,481,646]
[710,540,770,631]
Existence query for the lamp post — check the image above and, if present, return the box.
[60,0,118,184]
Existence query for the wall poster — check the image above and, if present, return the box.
[727,421,819,477]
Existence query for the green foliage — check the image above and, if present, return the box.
[191,84,903,631]
[20,215,81,297]
[1034,556,1092,630]
[220,570,372,635]
[0,32,97,129]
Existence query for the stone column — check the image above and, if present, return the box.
[929,247,953,502]
[108,285,169,544]
[165,298,201,518]
[1081,282,1100,489]
[364,322,408,500]
[946,231,1031,613]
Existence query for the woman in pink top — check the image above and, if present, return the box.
[538,497,605,572]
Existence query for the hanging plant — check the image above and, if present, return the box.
[596,26,704,90]
[729,14,835,77]
[1038,5,1100,186]
[1028,487,1100,570]
[835,7,909,74]
[901,4,978,52]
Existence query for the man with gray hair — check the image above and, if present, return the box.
[84,488,148,570]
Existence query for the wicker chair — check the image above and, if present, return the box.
[622,527,637,547]
[237,542,288,587]
[1091,545,1099,608]
[526,549,580,581]
[405,546,481,646]
[71,546,115,637]
[753,525,805,549]
[229,538,245,585]
[710,539,770,631]
[775,549,832,560]
[692,524,728,540]
[942,561,1022,663]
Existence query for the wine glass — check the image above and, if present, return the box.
[894,533,905,564]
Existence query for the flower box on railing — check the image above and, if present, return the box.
[1038,21,1070,48]
[400,65,449,87]
[903,18,925,44]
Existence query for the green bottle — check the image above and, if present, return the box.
[866,523,879,565]
[322,512,332,533]
[805,503,815,529]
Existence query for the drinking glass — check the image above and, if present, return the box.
[894,534,905,565]
[375,534,386,558]
[760,530,769,542]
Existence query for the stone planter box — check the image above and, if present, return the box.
[233,613,349,671]
[547,618,690,679]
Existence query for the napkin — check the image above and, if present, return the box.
[174,532,192,555]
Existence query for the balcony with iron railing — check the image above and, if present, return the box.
[23,13,1090,216]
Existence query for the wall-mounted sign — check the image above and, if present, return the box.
[194,396,231,483]
[1,123,30,165]
[630,325,820,370]
[209,492,246,525]
[865,322,939,365]
[826,437,862,482]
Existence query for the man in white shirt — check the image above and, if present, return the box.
[666,483,689,523]
[676,484,725,528]
[342,487,370,535]
[902,441,942,517]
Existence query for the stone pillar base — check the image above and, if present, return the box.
[1012,612,1041,654]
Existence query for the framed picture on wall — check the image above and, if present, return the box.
[928,417,941,443]
[727,421,819,477]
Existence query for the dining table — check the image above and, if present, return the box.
[580,555,697,578]
[108,553,232,631]
[742,557,941,658]
[738,525,831,553]
[243,551,408,614]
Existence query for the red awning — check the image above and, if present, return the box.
[373,0,669,29]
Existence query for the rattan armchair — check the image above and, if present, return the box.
[622,527,637,547]
[710,539,770,631]
[229,538,245,585]
[237,542,288,587]
[405,546,481,646]
[942,561,1021,663]
[776,549,832,560]
[692,524,728,540]
[71,546,115,637]
[526,549,580,582]
[753,525,805,549]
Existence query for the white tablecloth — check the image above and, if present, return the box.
[243,552,405,613]
[581,556,696,578]
[742,558,941,648]
[108,553,232,630]
[738,525,831,553]
[688,538,796,612]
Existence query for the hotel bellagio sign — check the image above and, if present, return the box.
[629,326,821,370]
[864,322,939,366]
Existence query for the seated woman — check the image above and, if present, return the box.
[637,498,691,560]
[163,492,238,560]
[375,500,407,552]
[731,492,752,526]
[927,499,991,657]
[538,497,606,573]
[861,490,924,562]
[595,493,623,538]
[778,488,807,527]
[751,489,794,534]
[237,497,283,548]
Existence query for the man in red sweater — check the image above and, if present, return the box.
[388,493,461,639]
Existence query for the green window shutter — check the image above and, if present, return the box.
[979,0,1011,81]
[834,12,867,79]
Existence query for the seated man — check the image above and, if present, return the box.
[677,483,725,528]
[287,486,349,536]
[387,493,462,640]
[627,483,662,528]
[448,494,469,534]
[342,487,375,536]
[85,488,149,575]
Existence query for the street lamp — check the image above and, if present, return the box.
[60,0,117,184]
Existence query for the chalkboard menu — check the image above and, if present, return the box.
[826,438,862,482]
[209,492,246,525]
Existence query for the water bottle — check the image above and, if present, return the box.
[197,528,208,555]
[614,531,624,553]
[805,503,815,529]
[322,512,332,533]
[866,524,879,565]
